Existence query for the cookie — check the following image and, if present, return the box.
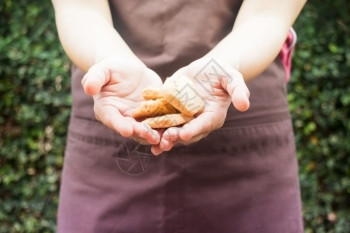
[142,88,164,100]
[133,98,178,118]
[142,113,193,128]
[134,74,205,129]
[163,74,205,116]
[142,74,205,117]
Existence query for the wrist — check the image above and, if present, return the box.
[94,48,144,68]
[203,51,240,72]
[200,53,240,74]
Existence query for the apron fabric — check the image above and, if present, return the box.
[57,0,303,232]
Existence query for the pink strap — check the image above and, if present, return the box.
[278,28,297,82]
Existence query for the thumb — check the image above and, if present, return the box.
[231,86,250,111]
[220,71,250,112]
[81,64,110,96]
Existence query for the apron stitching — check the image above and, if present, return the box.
[218,118,292,132]
[68,130,123,148]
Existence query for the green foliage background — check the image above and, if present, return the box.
[0,0,349,232]
[290,0,350,232]
[0,1,70,232]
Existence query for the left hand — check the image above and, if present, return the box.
[150,57,250,155]
[81,57,163,145]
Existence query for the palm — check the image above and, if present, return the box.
[176,59,236,129]
[94,68,163,117]
[151,58,249,155]
[191,72,232,127]
[82,58,163,143]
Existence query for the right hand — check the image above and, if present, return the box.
[81,57,163,145]
[151,57,250,155]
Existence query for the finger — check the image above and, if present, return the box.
[131,137,149,145]
[159,138,176,151]
[159,127,180,151]
[130,125,162,145]
[160,131,208,149]
[96,105,133,137]
[231,86,250,112]
[180,132,209,145]
[131,122,161,145]
[219,71,250,112]
[82,64,110,96]
[178,113,215,141]
[161,127,181,142]
[151,145,164,156]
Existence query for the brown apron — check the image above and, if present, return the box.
[57,0,303,232]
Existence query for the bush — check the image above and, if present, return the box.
[0,0,70,232]
[290,0,350,232]
[0,0,349,232]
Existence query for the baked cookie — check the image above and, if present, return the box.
[142,113,193,129]
[162,74,205,117]
[134,74,205,129]
[133,98,177,118]
[142,74,205,117]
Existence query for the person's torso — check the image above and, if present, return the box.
[70,0,290,140]
[109,0,243,78]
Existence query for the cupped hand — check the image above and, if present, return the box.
[81,57,163,145]
[151,57,250,155]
